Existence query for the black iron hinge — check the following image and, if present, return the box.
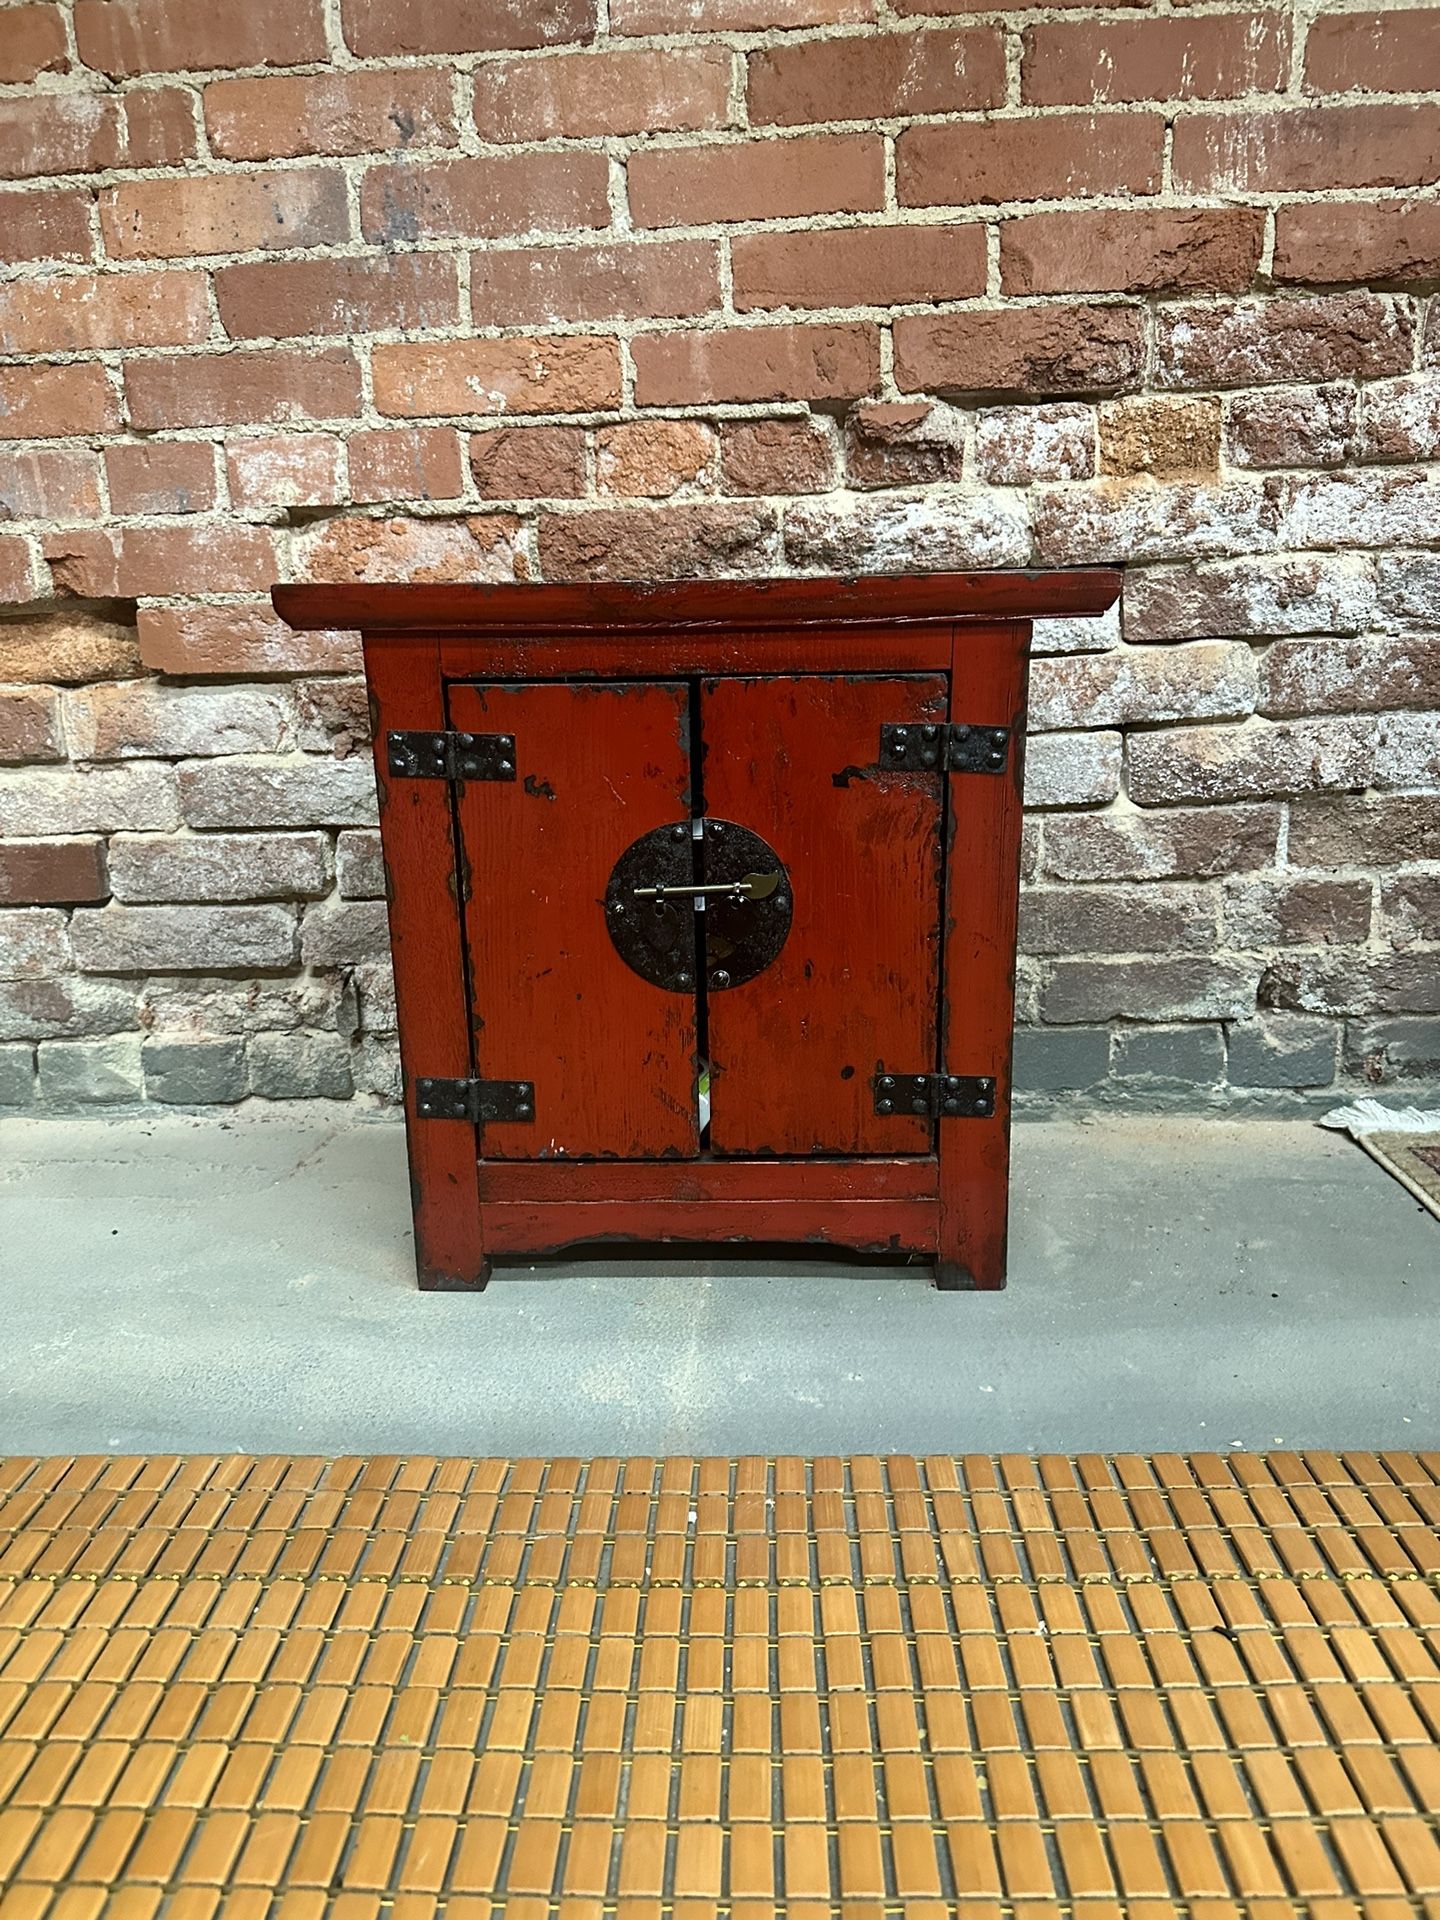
[874,1073,996,1119]
[386,730,516,782]
[414,1077,535,1123]
[881,723,1010,774]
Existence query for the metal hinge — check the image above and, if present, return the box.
[874,1073,996,1119]
[386,731,516,782]
[414,1077,535,1123]
[881,723,1010,774]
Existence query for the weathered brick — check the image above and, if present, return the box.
[1020,884,1215,955]
[125,348,362,429]
[471,241,720,327]
[109,832,329,904]
[0,188,93,264]
[1043,804,1281,881]
[719,418,835,496]
[1156,295,1413,391]
[843,402,964,490]
[1304,8,1440,95]
[1127,717,1375,806]
[1276,470,1440,551]
[0,537,38,604]
[336,830,385,900]
[37,1035,144,1105]
[597,422,715,498]
[1124,555,1376,643]
[1261,952,1440,1017]
[1033,481,1274,566]
[0,840,108,907]
[0,5,68,83]
[373,337,620,417]
[43,522,278,599]
[539,503,778,580]
[1260,636,1440,717]
[1274,200,1440,286]
[1024,14,1289,105]
[0,764,178,835]
[350,428,465,505]
[630,135,884,227]
[734,225,986,312]
[105,441,216,515]
[138,606,360,678]
[0,690,63,766]
[204,68,456,160]
[138,974,339,1035]
[1044,959,1255,1024]
[475,46,730,139]
[1031,642,1255,733]
[470,427,585,501]
[615,0,869,28]
[0,1045,35,1107]
[360,153,608,245]
[73,903,297,973]
[1172,105,1440,193]
[293,514,524,584]
[1378,554,1440,628]
[0,447,102,522]
[633,324,879,408]
[1032,602,1119,657]
[74,0,327,74]
[0,93,127,179]
[101,170,349,260]
[116,87,197,165]
[1289,794,1440,868]
[895,306,1144,400]
[1023,731,1121,807]
[1359,378,1440,465]
[342,0,597,57]
[898,114,1163,206]
[1111,1026,1225,1086]
[226,434,345,511]
[784,490,1029,572]
[142,1036,248,1103]
[748,29,1003,125]
[974,404,1095,486]
[1375,712,1440,789]
[1012,1027,1110,1095]
[64,684,288,762]
[0,908,70,981]
[1381,874,1440,947]
[216,255,457,343]
[0,363,119,438]
[1344,1017,1440,1086]
[1223,877,1373,948]
[0,976,134,1041]
[1225,386,1356,471]
[294,679,369,756]
[352,958,396,1029]
[1099,397,1222,481]
[249,1028,353,1099]
[300,896,391,966]
[1002,208,1262,297]
[179,756,377,829]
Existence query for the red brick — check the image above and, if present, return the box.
[1002,208,1264,296]
[216,255,457,341]
[1274,200,1440,285]
[138,603,359,676]
[204,69,456,161]
[474,47,730,140]
[734,224,985,312]
[294,512,524,585]
[0,189,93,264]
[1226,386,1356,470]
[628,135,884,227]
[844,400,964,488]
[44,523,278,599]
[632,323,879,407]
[0,691,64,766]
[597,420,715,498]
[350,428,466,504]
[898,114,1163,206]
[101,170,349,259]
[373,337,621,417]
[719,418,835,495]
[105,441,217,515]
[1173,105,1440,193]
[227,435,346,509]
[1023,14,1288,105]
[0,538,38,603]
[0,363,119,438]
[0,449,104,521]
[896,0,1141,11]
[894,305,1145,399]
[0,841,110,907]
[124,347,362,428]
[748,29,1003,124]
[119,88,197,165]
[614,0,870,29]
[0,5,68,82]
[0,269,208,353]
[469,427,586,499]
[1305,8,1440,94]
[343,0,596,56]
[538,503,778,580]
[0,94,122,179]
[1155,295,1414,390]
[74,0,326,75]
[360,153,608,244]
[471,241,720,327]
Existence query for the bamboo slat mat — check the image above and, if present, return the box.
[0,1451,1438,1919]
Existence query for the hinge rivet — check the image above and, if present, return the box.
[877,1100,893,1115]
[878,1076,894,1090]
[711,969,731,988]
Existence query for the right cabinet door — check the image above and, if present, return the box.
[701,673,947,1157]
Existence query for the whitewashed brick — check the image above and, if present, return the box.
[352,959,396,1033]
[178,755,378,829]
[1360,377,1440,465]
[1126,718,1377,806]
[0,977,135,1041]
[1024,731,1122,808]
[0,765,179,835]
[1124,554,1376,642]
[1276,470,1440,550]
[1033,482,1275,566]
[973,404,1095,486]
[71,905,298,973]
[299,896,390,967]
[1030,642,1256,733]
[336,828,385,899]
[63,683,289,761]
[138,975,341,1035]
[0,908,70,981]
[109,832,330,903]
[784,491,1030,571]
[1375,714,1440,790]
[1031,601,1120,658]
[1378,554,1440,627]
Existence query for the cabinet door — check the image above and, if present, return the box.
[701,674,947,1156]
[450,680,699,1161]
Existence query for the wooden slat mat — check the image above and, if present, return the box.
[0,1451,1438,1919]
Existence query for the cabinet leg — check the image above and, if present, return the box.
[419,1259,491,1292]
[935,1260,972,1292]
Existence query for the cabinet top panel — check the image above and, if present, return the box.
[272,569,1121,635]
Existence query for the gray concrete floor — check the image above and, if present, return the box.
[0,1111,1434,1459]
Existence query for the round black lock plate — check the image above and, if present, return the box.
[603,819,792,993]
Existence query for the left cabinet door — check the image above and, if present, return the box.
[450,680,700,1161]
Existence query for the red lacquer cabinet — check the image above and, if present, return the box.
[275,572,1120,1292]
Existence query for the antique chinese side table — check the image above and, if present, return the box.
[275,572,1120,1291]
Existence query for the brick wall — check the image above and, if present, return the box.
[0,0,1437,1112]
